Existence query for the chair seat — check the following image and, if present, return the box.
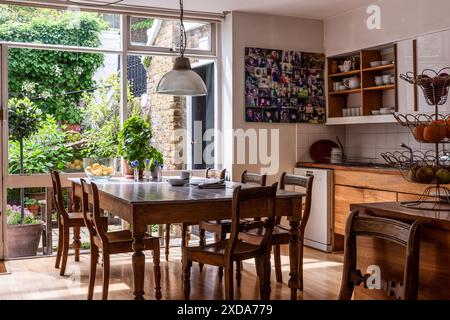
[66,212,85,227]
[239,225,290,245]
[184,240,261,266]
[101,230,160,254]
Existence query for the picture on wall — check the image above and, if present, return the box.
[245,47,326,123]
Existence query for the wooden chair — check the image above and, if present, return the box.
[51,170,84,276]
[80,179,161,300]
[163,167,226,260]
[338,210,422,300]
[182,183,278,300]
[237,172,313,289]
[195,170,266,279]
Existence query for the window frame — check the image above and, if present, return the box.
[0,5,221,183]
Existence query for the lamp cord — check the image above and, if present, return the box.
[179,0,187,57]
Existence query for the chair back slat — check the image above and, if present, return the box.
[205,168,226,180]
[279,172,314,227]
[80,179,108,244]
[241,170,267,186]
[339,210,422,300]
[50,170,69,221]
[226,183,278,259]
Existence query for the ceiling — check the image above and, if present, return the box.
[117,0,375,19]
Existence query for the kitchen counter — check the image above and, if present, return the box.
[296,162,400,175]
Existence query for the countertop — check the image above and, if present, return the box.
[351,202,450,231]
[296,162,401,175]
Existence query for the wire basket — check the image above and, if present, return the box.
[393,113,450,143]
[400,68,450,106]
[381,148,450,184]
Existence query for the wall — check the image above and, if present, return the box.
[228,11,347,183]
[324,0,450,56]
[325,0,450,164]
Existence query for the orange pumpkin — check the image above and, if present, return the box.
[413,125,425,142]
[446,119,450,138]
[423,120,447,142]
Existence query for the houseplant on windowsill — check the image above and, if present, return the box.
[6,205,43,258]
[145,147,164,180]
[117,115,153,179]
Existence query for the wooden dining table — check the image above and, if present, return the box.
[69,178,304,300]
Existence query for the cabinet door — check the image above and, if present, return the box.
[417,29,450,113]
[334,185,364,235]
[334,185,397,235]
[396,39,415,113]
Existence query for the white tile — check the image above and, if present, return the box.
[374,133,387,149]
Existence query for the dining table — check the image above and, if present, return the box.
[69,177,304,300]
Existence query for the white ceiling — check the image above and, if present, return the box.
[118,0,375,19]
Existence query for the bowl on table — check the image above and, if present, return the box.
[167,178,188,186]
[83,158,117,180]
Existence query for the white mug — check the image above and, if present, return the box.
[382,75,391,85]
[375,76,383,86]
[333,82,342,91]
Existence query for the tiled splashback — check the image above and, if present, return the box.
[296,124,345,163]
[297,123,437,164]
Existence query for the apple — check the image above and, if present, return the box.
[436,168,450,184]
[415,166,434,183]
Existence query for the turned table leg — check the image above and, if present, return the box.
[132,229,146,300]
[73,227,81,262]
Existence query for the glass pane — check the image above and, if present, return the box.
[0,4,121,50]
[130,16,211,51]
[7,48,122,174]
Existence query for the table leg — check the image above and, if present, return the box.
[288,219,300,300]
[152,242,162,300]
[132,230,146,300]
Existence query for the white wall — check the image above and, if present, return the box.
[227,11,346,183]
[325,0,450,56]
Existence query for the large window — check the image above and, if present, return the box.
[0,3,219,258]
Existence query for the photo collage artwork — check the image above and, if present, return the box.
[245,47,326,123]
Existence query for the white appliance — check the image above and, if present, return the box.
[294,167,333,252]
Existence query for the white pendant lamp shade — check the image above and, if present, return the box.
[156,57,207,96]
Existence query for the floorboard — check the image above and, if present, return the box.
[0,246,343,300]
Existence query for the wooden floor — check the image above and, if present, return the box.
[0,246,343,300]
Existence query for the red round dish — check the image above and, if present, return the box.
[309,139,339,163]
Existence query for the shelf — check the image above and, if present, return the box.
[330,89,361,95]
[364,84,395,91]
[328,69,361,78]
[326,114,397,125]
[363,64,395,72]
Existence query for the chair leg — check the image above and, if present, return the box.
[274,244,283,283]
[183,260,192,300]
[298,239,304,291]
[165,224,170,261]
[153,242,162,300]
[256,255,271,300]
[217,228,226,282]
[88,246,99,300]
[102,251,110,300]
[73,226,81,262]
[199,228,205,272]
[225,263,234,300]
[235,260,241,287]
[59,226,70,276]
[54,225,63,269]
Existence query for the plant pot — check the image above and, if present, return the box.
[123,161,143,180]
[26,204,40,217]
[6,222,43,258]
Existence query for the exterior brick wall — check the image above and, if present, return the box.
[145,20,209,170]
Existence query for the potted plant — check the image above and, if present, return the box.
[149,147,164,179]
[6,205,43,258]
[117,115,153,179]
[8,97,42,222]
[24,197,40,217]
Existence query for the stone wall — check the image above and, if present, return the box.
[145,21,210,170]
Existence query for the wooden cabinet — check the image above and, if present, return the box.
[334,185,397,236]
